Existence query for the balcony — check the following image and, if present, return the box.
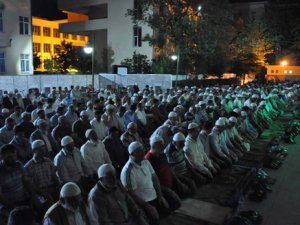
[58,0,108,14]
[59,18,108,34]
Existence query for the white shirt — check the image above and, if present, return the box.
[135,109,147,125]
[90,118,107,140]
[86,108,94,121]
[80,140,111,175]
[184,135,213,173]
[121,158,157,202]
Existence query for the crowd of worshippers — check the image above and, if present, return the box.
[0,81,298,225]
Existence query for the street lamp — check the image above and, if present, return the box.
[281,60,288,67]
[197,5,202,12]
[84,45,94,91]
[171,54,180,88]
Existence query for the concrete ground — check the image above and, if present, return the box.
[241,135,300,225]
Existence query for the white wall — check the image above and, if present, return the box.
[107,0,153,65]
[0,0,33,75]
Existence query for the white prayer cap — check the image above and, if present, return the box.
[105,104,115,110]
[128,141,143,154]
[1,108,9,113]
[61,136,74,147]
[86,101,93,106]
[229,117,237,123]
[225,94,231,99]
[250,103,257,109]
[198,101,206,105]
[127,122,136,129]
[168,111,177,118]
[108,96,113,100]
[259,101,266,106]
[233,108,240,114]
[60,182,81,198]
[150,135,164,146]
[173,132,185,142]
[97,164,115,178]
[31,140,45,150]
[188,122,199,130]
[80,110,88,116]
[85,129,94,138]
[145,102,152,107]
[241,111,247,117]
[215,119,226,126]
[251,94,259,98]
[21,112,30,118]
[37,119,47,126]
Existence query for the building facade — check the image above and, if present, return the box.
[32,16,88,72]
[0,0,33,75]
[58,0,153,73]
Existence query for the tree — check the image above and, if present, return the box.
[44,58,59,73]
[121,51,152,73]
[55,41,77,73]
[228,18,275,78]
[127,0,235,76]
[265,1,300,64]
[33,52,41,72]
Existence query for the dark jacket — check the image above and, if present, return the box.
[44,201,90,225]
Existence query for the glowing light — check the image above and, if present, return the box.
[197,5,202,12]
[171,55,178,61]
[84,46,93,54]
[281,60,288,66]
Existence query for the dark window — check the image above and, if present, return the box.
[19,16,30,35]
[0,52,5,72]
[133,26,142,47]
[53,28,60,38]
[33,25,40,35]
[43,27,51,37]
[33,43,41,52]
[0,12,4,32]
[44,43,51,53]
[63,33,69,39]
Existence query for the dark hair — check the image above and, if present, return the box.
[203,121,214,130]
[0,144,16,156]
[109,126,118,134]
[95,110,102,116]
[7,206,33,225]
[14,125,24,134]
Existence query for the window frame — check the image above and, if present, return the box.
[19,16,30,35]
[20,54,30,73]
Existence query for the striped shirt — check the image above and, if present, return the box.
[164,143,188,176]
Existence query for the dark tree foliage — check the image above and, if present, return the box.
[121,51,152,74]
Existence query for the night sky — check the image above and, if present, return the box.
[31,0,66,20]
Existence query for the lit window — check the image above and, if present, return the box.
[284,70,288,74]
[0,52,5,72]
[289,70,293,74]
[0,12,3,32]
[19,16,30,35]
[33,43,41,53]
[63,33,69,39]
[80,36,85,41]
[54,45,60,54]
[44,44,51,53]
[72,34,77,40]
[133,26,142,47]
[43,27,51,37]
[53,28,60,38]
[33,26,40,35]
[20,54,30,73]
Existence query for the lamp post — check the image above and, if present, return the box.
[171,54,180,88]
[84,34,95,91]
